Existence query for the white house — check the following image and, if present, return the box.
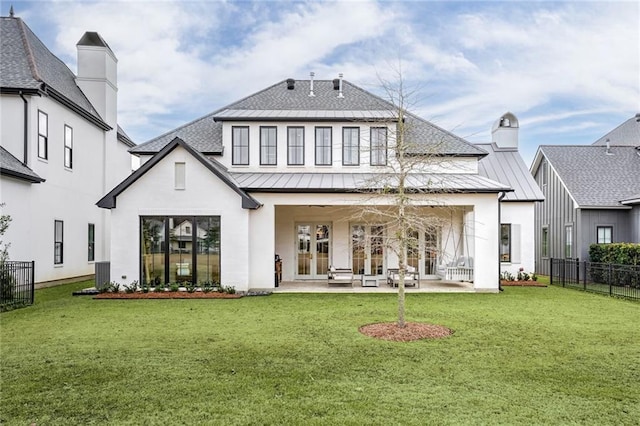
[477,113,544,277]
[99,76,521,292]
[0,13,134,283]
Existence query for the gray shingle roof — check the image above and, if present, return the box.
[117,125,136,148]
[593,115,640,146]
[0,17,103,122]
[476,144,544,201]
[540,145,640,207]
[132,79,486,157]
[231,171,511,193]
[0,145,44,183]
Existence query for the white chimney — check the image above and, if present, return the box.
[76,32,118,128]
[491,112,519,149]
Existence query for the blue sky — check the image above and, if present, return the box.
[7,0,639,165]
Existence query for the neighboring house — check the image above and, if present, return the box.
[0,12,134,283]
[477,113,544,276]
[530,114,640,274]
[99,76,517,292]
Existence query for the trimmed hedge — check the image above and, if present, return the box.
[589,243,640,265]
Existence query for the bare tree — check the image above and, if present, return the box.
[347,67,456,328]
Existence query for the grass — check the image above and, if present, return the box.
[1,280,639,425]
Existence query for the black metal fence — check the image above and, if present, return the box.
[550,258,640,301]
[0,261,35,311]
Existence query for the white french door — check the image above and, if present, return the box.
[295,223,331,279]
[351,225,385,278]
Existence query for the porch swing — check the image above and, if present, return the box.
[435,211,474,282]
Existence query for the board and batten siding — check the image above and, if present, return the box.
[579,209,632,260]
[533,158,577,275]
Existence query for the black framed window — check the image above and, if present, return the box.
[232,126,249,165]
[141,216,221,286]
[88,223,95,261]
[315,127,332,165]
[370,127,387,166]
[342,127,359,166]
[597,226,613,244]
[64,125,73,169]
[500,224,511,262]
[38,110,48,160]
[260,126,277,165]
[287,127,304,165]
[54,220,63,264]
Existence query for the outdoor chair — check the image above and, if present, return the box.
[327,265,355,287]
[387,266,420,288]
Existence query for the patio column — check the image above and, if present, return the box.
[472,194,500,292]
[249,201,275,289]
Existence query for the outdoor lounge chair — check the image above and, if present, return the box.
[327,266,355,286]
[387,266,420,288]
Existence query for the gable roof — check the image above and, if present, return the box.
[0,16,110,131]
[131,79,487,157]
[117,125,136,148]
[97,137,261,210]
[536,145,640,208]
[593,114,640,146]
[476,143,544,202]
[0,145,44,183]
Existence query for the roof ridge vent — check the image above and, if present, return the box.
[605,139,614,155]
[286,78,295,90]
[309,72,315,97]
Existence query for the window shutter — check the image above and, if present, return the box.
[511,224,521,264]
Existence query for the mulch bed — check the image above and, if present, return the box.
[94,292,242,299]
[501,280,547,287]
[359,322,453,342]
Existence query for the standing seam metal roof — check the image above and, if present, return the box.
[476,143,544,201]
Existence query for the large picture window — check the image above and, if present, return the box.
[342,127,359,166]
[141,216,220,286]
[370,127,387,166]
[260,126,277,165]
[315,127,332,165]
[287,127,304,165]
[232,126,249,165]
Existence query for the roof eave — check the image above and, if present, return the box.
[0,168,45,183]
[44,85,112,131]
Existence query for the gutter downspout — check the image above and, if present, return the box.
[19,91,28,165]
[498,191,506,291]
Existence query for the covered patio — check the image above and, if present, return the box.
[274,279,475,293]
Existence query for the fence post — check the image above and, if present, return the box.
[575,258,580,284]
[609,263,613,296]
[549,258,554,286]
[30,261,35,305]
[583,260,587,290]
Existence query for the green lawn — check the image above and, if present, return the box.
[1,281,639,425]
